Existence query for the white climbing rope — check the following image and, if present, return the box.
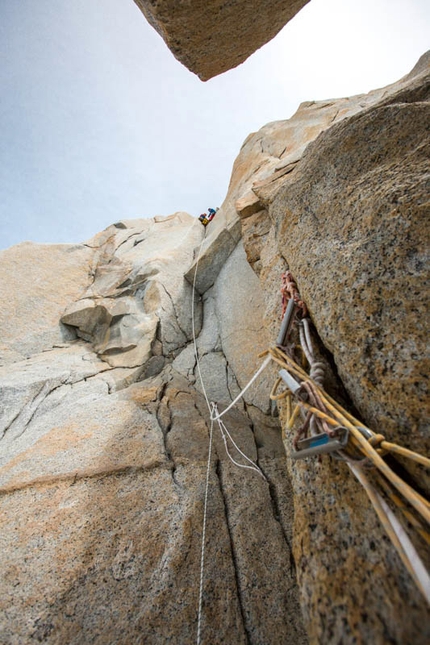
[212,403,267,480]
[190,226,270,643]
[196,414,214,645]
[191,228,214,645]
[210,355,272,422]
[350,464,430,604]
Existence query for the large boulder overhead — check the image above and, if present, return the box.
[133,0,310,80]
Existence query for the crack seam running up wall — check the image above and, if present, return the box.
[159,282,190,344]
[215,458,251,645]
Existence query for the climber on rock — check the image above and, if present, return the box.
[199,207,219,226]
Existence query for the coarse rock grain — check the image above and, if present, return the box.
[133,0,310,80]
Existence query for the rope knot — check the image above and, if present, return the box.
[368,433,385,450]
[209,402,218,420]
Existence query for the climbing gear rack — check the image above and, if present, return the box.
[269,270,430,604]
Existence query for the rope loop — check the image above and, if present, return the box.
[368,433,386,450]
[192,228,272,643]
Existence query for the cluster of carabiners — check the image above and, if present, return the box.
[268,271,430,603]
[274,272,348,460]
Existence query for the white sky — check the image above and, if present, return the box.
[1,0,429,249]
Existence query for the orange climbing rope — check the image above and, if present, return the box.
[267,270,430,603]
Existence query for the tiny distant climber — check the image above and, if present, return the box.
[199,207,219,226]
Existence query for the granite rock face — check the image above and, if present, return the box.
[0,242,93,365]
[0,213,304,643]
[60,213,204,367]
[1,51,429,645]
[226,52,430,643]
[231,52,430,450]
[272,100,430,445]
[133,0,309,80]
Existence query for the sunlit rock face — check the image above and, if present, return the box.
[230,53,430,445]
[1,49,429,645]
[60,214,203,368]
[225,52,430,643]
[133,0,310,80]
[0,213,305,644]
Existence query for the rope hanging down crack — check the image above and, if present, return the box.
[191,226,269,644]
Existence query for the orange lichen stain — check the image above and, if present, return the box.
[126,386,159,405]
[0,424,93,478]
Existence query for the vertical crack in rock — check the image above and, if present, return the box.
[158,396,180,487]
[1,378,69,442]
[245,408,294,566]
[159,282,189,343]
[224,358,235,402]
[242,401,263,467]
[258,462,297,578]
[214,458,251,645]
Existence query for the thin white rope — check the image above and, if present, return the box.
[213,404,267,480]
[196,414,214,645]
[350,464,430,605]
[191,228,213,415]
[377,494,430,605]
[191,227,270,643]
[211,355,272,421]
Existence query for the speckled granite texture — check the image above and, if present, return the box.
[133,0,309,80]
[234,52,430,643]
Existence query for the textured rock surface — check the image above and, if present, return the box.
[133,0,309,80]
[60,213,204,367]
[0,242,93,365]
[227,52,430,643]
[272,100,430,446]
[1,50,429,645]
[0,213,305,643]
